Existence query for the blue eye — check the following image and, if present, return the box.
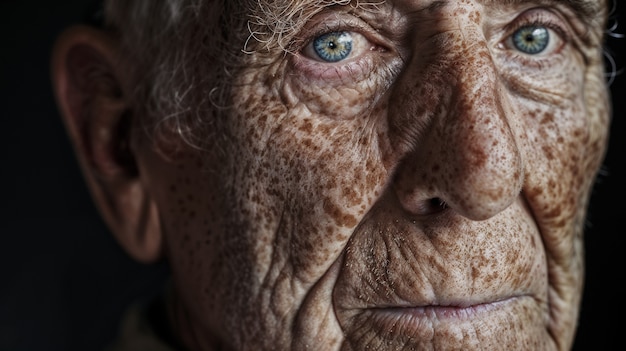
[312,31,353,62]
[511,25,550,54]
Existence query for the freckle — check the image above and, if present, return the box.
[344,214,357,227]
[269,106,285,116]
[469,11,481,24]
[540,113,554,124]
[542,145,555,160]
[471,266,479,279]
[299,119,313,133]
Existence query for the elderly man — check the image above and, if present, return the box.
[51,0,612,350]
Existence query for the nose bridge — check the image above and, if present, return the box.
[387,22,495,153]
[391,24,523,221]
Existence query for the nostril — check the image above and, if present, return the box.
[393,181,450,216]
[429,197,447,209]
[407,197,448,216]
[426,197,448,214]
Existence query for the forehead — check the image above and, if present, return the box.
[249,0,606,29]
[477,0,604,17]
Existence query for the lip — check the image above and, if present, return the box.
[351,296,525,339]
[371,296,518,320]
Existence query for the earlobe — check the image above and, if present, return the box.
[51,25,163,263]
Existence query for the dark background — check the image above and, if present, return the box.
[0,1,624,350]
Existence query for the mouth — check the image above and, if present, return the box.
[371,296,519,321]
[346,296,526,342]
[332,198,547,347]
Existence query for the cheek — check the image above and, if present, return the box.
[227,80,391,281]
[160,72,394,346]
[134,152,225,343]
[511,62,603,225]
[520,106,595,224]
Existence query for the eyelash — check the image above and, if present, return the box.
[293,20,389,80]
[500,10,571,66]
[507,10,569,41]
[302,20,377,56]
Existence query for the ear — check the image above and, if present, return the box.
[51,25,163,263]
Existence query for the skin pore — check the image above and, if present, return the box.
[53,0,611,350]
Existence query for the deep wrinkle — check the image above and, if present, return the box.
[477,0,601,24]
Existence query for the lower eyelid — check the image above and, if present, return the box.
[292,53,377,82]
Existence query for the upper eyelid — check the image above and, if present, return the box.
[295,14,390,52]
[500,8,572,42]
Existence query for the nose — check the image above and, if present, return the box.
[389,30,523,221]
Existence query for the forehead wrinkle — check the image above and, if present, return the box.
[477,0,605,24]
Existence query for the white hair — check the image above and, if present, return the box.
[101,0,385,148]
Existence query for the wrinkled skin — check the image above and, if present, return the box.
[122,0,609,350]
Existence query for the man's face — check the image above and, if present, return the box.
[137,0,610,349]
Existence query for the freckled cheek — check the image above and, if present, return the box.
[229,83,391,223]
[521,109,584,179]
[508,64,589,163]
[512,89,601,223]
[221,85,392,284]
[242,106,386,205]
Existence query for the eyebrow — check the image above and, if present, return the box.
[479,0,603,23]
